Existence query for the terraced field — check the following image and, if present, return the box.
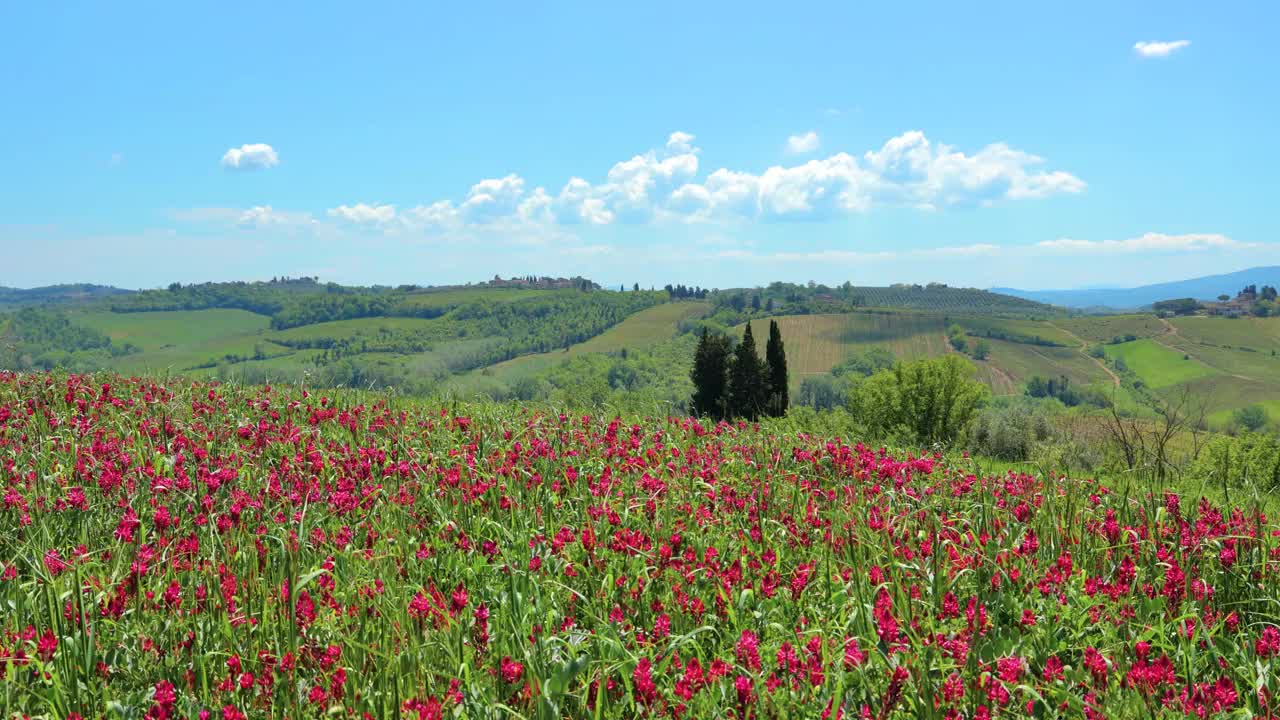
[1056,314,1165,344]
[953,316,1076,346]
[1168,316,1280,351]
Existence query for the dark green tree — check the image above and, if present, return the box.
[764,319,788,417]
[728,323,767,420]
[690,329,732,419]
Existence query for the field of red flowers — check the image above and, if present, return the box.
[1,371,1278,718]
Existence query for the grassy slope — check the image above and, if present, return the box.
[972,338,1111,388]
[461,302,711,385]
[75,309,287,372]
[55,300,1280,424]
[1104,338,1219,388]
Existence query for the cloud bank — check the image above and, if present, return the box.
[324,130,1085,231]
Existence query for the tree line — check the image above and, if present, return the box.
[689,321,788,420]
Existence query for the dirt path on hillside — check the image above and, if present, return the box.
[1046,321,1121,387]
[1148,318,1257,382]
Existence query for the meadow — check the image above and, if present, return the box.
[1,372,1278,719]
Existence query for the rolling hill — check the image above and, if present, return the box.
[6,276,1280,429]
[995,266,1280,309]
[0,283,134,309]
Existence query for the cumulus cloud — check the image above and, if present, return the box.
[237,206,314,228]
[1134,40,1190,58]
[786,131,820,154]
[1036,232,1250,254]
[327,203,397,225]
[314,130,1079,233]
[221,143,279,170]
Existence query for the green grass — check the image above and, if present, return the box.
[72,309,289,373]
[75,309,270,350]
[1104,338,1219,388]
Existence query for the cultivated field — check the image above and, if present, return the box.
[1055,314,1165,344]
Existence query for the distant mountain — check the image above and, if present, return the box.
[0,283,135,309]
[994,267,1280,310]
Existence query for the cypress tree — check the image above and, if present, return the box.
[690,329,731,419]
[728,323,766,420]
[765,319,788,417]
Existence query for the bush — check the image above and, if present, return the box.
[796,374,845,411]
[970,398,1055,460]
[849,355,989,445]
[1233,404,1269,432]
[1188,433,1280,492]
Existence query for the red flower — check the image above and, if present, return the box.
[499,656,524,684]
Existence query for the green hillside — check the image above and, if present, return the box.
[7,278,1280,428]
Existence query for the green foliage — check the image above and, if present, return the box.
[275,292,664,372]
[1152,297,1201,316]
[763,319,788,417]
[689,329,731,419]
[947,324,967,352]
[831,347,896,378]
[969,397,1056,460]
[849,354,989,445]
[1233,404,1269,432]
[0,308,136,371]
[971,338,990,360]
[796,374,845,411]
[1188,432,1280,492]
[727,323,767,420]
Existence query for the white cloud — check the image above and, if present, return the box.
[237,206,314,228]
[916,243,1001,257]
[666,131,697,154]
[786,131,820,154]
[1134,40,1191,58]
[221,143,279,170]
[327,203,397,225]
[1036,232,1250,254]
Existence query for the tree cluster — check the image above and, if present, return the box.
[690,321,788,420]
[664,284,709,300]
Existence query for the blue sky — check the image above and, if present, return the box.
[1,1,1276,290]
